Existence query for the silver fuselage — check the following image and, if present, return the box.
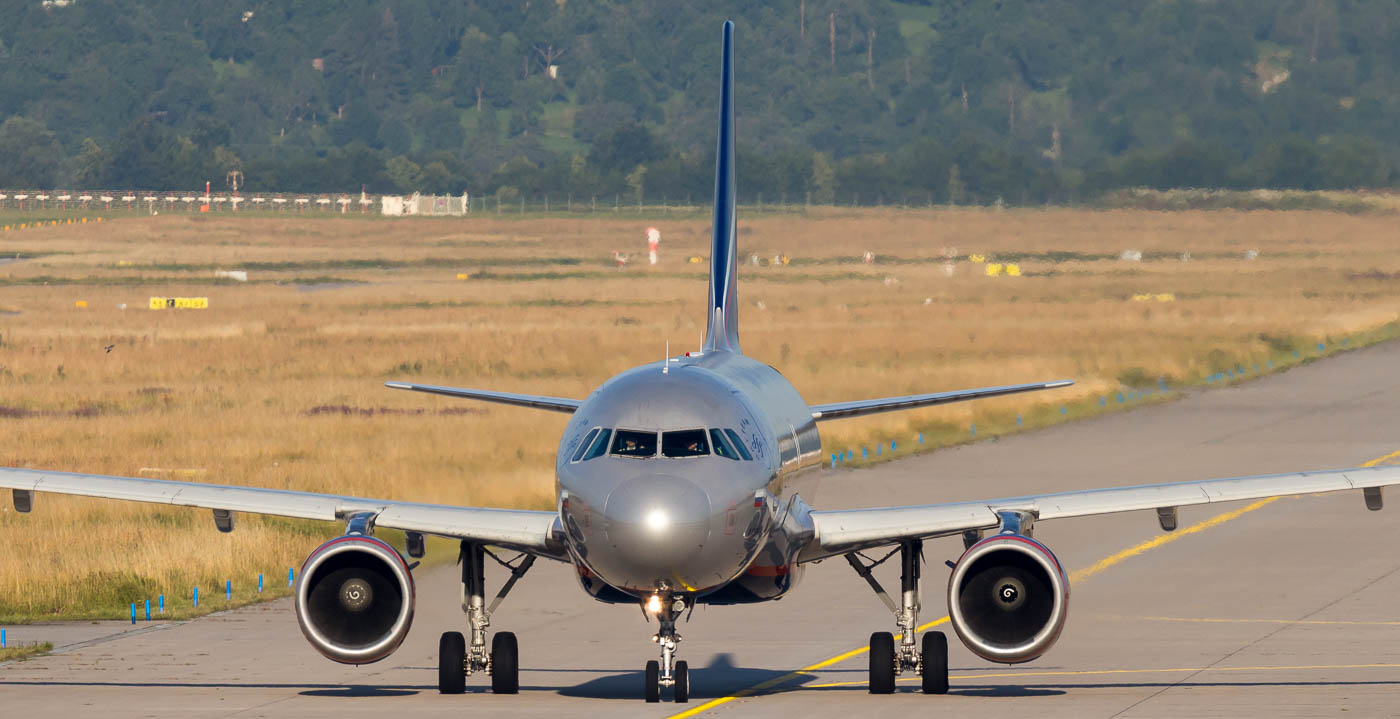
[555,350,821,605]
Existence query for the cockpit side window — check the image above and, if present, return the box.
[580,429,612,461]
[661,429,710,458]
[723,428,754,461]
[611,430,657,458]
[709,429,740,460]
[570,428,601,463]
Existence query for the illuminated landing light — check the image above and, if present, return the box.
[645,509,670,532]
[646,594,663,614]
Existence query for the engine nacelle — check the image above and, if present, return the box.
[947,534,1069,664]
[294,535,415,665]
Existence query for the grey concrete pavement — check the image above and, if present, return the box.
[2,340,1398,717]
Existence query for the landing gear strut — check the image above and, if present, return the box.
[846,539,948,695]
[438,541,534,695]
[643,594,690,703]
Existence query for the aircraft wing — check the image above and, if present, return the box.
[385,381,581,414]
[805,464,1400,559]
[809,380,1073,421]
[0,467,566,559]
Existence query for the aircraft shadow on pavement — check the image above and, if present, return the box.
[299,686,419,698]
[4,675,1393,699]
[946,686,1066,698]
[554,653,814,700]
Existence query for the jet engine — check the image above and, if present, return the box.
[294,535,415,664]
[946,534,1068,664]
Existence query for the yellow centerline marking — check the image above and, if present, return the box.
[667,449,1396,718]
[1068,497,1278,584]
[1363,450,1400,467]
[804,662,1400,688]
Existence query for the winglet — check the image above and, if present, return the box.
[702,20,740,354]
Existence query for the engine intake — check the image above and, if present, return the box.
[947,534,1068,664]
[294,535,415,664]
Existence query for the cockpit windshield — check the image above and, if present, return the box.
[591,427,750,460]
[723,428,754,460]
[610,430,658,458]
[709,429,739,460]
[570,428,600,462]
[661,429,709,458]
[576,428,611,461]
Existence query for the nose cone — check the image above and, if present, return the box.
[602,474,713,588]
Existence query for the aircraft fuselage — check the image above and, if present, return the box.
[555,349,821,605]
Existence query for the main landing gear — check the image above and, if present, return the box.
[846,539,949,695]
[642,593,690,703]
[439,541,535,695]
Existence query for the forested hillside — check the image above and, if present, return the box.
[1,0,1397,203]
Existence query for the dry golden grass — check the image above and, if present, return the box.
[1,207,1398,621]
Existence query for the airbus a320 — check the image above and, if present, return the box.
[4,20,1398,705]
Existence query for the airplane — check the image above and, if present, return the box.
[4,19,1400,705]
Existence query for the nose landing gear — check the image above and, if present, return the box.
[642,594,690,703]
[846,539,949,695]
[438,541,534,695]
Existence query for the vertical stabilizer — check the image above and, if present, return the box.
[703,20,740,354]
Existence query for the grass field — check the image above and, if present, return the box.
[0,641,52,662]
[1,207,1398,622]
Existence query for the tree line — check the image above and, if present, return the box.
[0,1,1396,203]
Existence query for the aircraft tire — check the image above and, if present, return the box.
[674,660,689,703]
[438,632,466,694]
[921,631,949,695]
[869,631,896,694]
[490,632,519,694]
[645,660,661,702]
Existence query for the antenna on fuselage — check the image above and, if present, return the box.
[663,340,670,374]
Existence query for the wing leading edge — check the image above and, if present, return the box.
[809,380,1073,421]
[806,464,1400,559]
[0,467,565,559]
[385,381,581,413]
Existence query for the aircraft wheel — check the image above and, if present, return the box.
[438,631,466,694]
[674,660,690,703]
[868,631,896,694]
[490,632,519,694]
[644,660,661,702]
[921,631,949,695]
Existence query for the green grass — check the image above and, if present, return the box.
[0,532,458,624]
[889,0,942,57]
[1095,188,1400,214]
[0,642,53,662]
[1,214,105,226]
[540,101,586,157]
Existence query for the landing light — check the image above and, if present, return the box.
[645,509,669,532]
[646,594,663,614]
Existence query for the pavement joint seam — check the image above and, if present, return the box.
[1105,558,1400,718]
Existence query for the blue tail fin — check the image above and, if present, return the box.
[703,20,740,354]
